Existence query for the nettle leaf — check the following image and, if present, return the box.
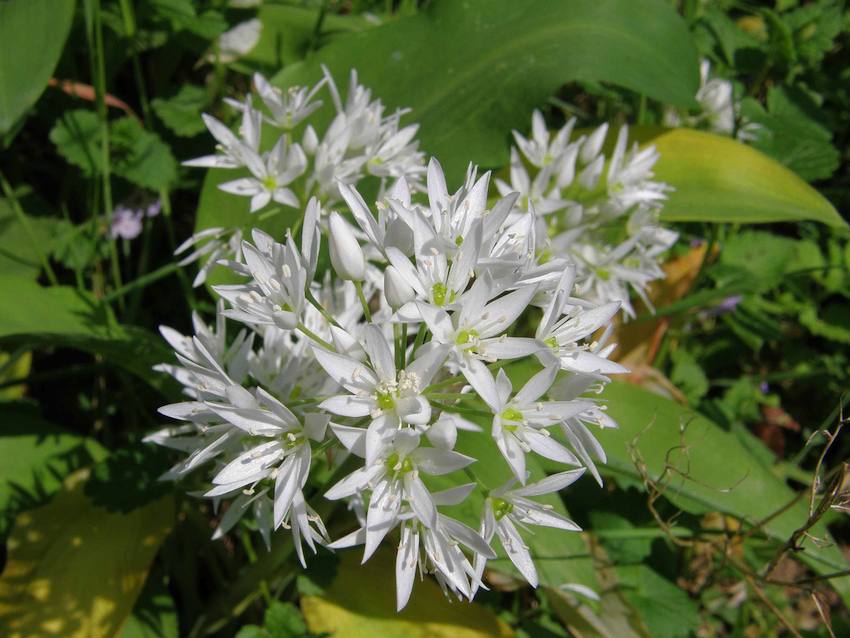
[49,109,103,176]
[50,111,178,190]
[0,469,174,638]
[0,275,176,395]
[629,127,845,228]
[0,0,76,132]
[595,382,850,606]
[301,549,513,638]
[0,402,106,535]
[272,0,699,180]
[111,117,178,190]
[715,229,800,287]
[152,85,211,137]
[740,85,840,181]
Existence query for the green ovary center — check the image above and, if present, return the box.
[431,282,448,306]
[493,498,513,520]
[376,391,396,411]
[545,336,558,349]
[262,175,278,191]
[455,328,479,345]
[596,267,611,281]
[385,452,414,476]
[501,407,524,424]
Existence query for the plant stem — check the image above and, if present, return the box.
[0,173,58,285]
[103,261,181,303]
[297,322,335,351]
[355,280,372,322]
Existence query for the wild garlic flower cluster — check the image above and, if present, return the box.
[148,70,674,610]
[502,110,678,318]
[175,68,425,286]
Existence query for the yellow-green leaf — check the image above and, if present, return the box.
[301,549,514,638]
[638,128,846,228]
[0,470,174,638]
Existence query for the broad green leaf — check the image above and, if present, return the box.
[0,0,75,132]
[301,549,514,637]
[0,197,64,280]
[120,566,178,638]
[272,0,699,180]
[0,275,175,394]
[245,4,373,69]
[0,469,174,638]
[632,128,846,228]
[0,402,106,535]
[616,566,700,638]
[596,382,850,604]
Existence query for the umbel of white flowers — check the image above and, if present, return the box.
[148,69,674,610]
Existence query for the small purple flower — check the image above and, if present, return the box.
[145,200,162,218]
[713,294,742,316]
[110,205,143,240]
[759,381,769,394]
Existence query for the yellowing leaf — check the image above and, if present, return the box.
[641,128,846,228]
[0,470,174,638]
[301,549,514,638]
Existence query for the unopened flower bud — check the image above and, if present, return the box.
[579,123,608,165]
[384,265,414,309]
[328,211,365,281]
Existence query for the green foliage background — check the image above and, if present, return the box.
[0,1,849,637]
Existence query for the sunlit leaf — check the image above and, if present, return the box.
[0,0,75,132]
[0,469,174,638]
[301,549,514,638]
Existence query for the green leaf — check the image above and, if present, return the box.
[49,109,103,176]
[632,127,846,228]
[152,85,210,137]
[596,382,850,605]
[111,117,178,190]
[300,549,514,638]
[0,197,64,280]
[616,566,700,638]
[245,4,373,70]
[668,349,709,406]
[264,601,308,638]
[0,402,106,535]
[0,275,175,395]
[0,0,76,132]
[273,0,699,180]
[120,566,179,638]
[799,301,850,345]
[50,111,178,190]
[0,469,174,638]
[740,85,840,181]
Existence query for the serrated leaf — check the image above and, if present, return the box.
[50,111,178,189]
[111,117,178,190]
[301,549,514,638]
[0,0,76,132]
[49,109,103,176]
[0,469,174,638]
[630,127,846,227]
[741,85,840,181]
[152,85,210,137]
